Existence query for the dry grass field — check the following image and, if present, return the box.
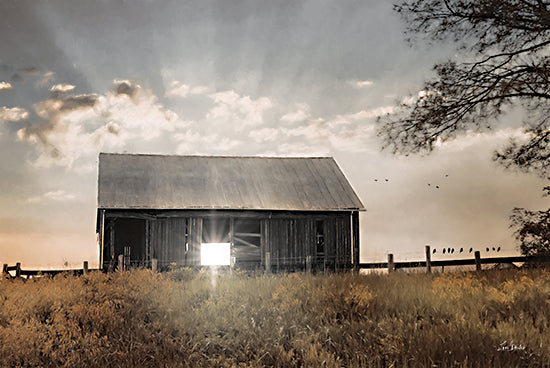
[1,267,549,367]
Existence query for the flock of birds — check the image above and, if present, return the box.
[433,246,501,255]
[372,172,504,256]
[373,174,450,189]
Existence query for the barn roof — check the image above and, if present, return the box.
[98,153,365,211]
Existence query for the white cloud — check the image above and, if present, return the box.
[0,107,29,122]
[27,190,78,203]
[276,142,330,157]
[0,82,13,91]
[175,131,242,155]
[165,81,209,98]
[207,90,272,129]
[249,127,279,142]
[350,80,374,88]
[50,84,75,92]
[17,81,190,170]
[280,103,311,124]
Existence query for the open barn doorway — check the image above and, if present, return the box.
[112,218,146,267]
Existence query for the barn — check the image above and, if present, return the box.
[96,153,365,272]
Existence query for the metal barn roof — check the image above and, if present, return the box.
[98,153,365,211]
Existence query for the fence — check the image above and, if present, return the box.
[2,261,93,279]
[358,246,550,272]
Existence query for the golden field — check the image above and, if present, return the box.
[0,268,549,367]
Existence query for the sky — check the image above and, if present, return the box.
[0,0,548,269]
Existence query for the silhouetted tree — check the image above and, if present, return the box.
[381,0,550,176]
[511,207,550,256]
[382,0,550,255]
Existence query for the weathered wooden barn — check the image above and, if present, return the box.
[96,153,365,271]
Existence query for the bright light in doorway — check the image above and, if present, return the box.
[201,243,230,266]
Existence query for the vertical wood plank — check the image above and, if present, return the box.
[109,219,115,271]
[83,261,89,275]
[352,211,359,271]
[265,251,271,274]
[15,262,21,278]
[99,209,105,270]
[229,216,234,262]
[145,219,150,267]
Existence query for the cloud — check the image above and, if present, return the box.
[206,90,273,130]
[27,190,78,203]
[175,131,242,155]
[278,105,391,153]
[113,79,139,98]
[50,84,75,92]
[249,127,279,142]
[17,80,190,170]
[0,107,29,122]
[0,82,13,91]
[280,103,311,124]
[11,74,23,83]
[165,81,209,98]
[276,142,330,156]
[350,80,374,88]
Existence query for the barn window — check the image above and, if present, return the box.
[315,220,325,255]
[233,218,261,264]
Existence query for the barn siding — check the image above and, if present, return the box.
[150,218,188,267]
[102,210,354,272]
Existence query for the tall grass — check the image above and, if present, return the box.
[1,268,549,367]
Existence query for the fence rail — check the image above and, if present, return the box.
[359,246,550,272]
[2,261,94,278]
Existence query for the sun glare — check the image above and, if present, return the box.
[201,243,230,266]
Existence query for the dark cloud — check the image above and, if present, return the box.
[59,94,98,111]
[23,67,40,74]
[114,80,138,98]
[11,73,23,82]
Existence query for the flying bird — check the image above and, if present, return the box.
[497,247,501,252]
[433,249,436,254]
[374,179,378,182]
[442,248,446,254]
[459,248,463,253]
[469,248,473,253]
[435,185,440,189]
[385,179,389,182]
[486,247,490,252]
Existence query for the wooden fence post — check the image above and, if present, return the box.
[118,254,124,271]
[474,251,482,272]
[83,261,89,275]
[2,264,8,278]
[265,252,271,274]
[387,254,394,273]
[15,262,21,278]
[425,245,431,273]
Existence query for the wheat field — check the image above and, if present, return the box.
[0,267,549,367]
